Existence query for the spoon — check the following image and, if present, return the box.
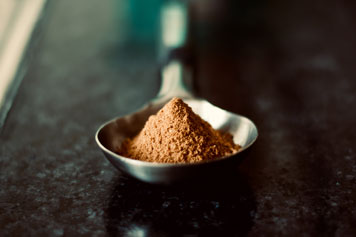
[95,0,258,184]
[95,59,258,184]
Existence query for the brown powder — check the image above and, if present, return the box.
[119,97,240,163]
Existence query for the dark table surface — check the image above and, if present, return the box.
[1,0,356,236]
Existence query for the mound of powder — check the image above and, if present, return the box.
[119,97,240,163]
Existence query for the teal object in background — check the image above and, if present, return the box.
[126,0,163,43]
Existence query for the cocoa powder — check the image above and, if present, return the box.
[119,97,240,163]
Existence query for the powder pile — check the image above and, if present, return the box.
[119,97,240,163]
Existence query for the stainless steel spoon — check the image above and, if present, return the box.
[95,0,257,184]
[95,59,258,184]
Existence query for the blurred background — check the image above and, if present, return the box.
[0,0,269,125]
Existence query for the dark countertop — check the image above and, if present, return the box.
[1,0,356,236]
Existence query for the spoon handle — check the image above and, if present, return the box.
[156,0,195,101]
[157,59,194,99]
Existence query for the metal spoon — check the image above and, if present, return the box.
[95,59,258,184]
[95,0,257,184]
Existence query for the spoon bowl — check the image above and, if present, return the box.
[96,94,258,184]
